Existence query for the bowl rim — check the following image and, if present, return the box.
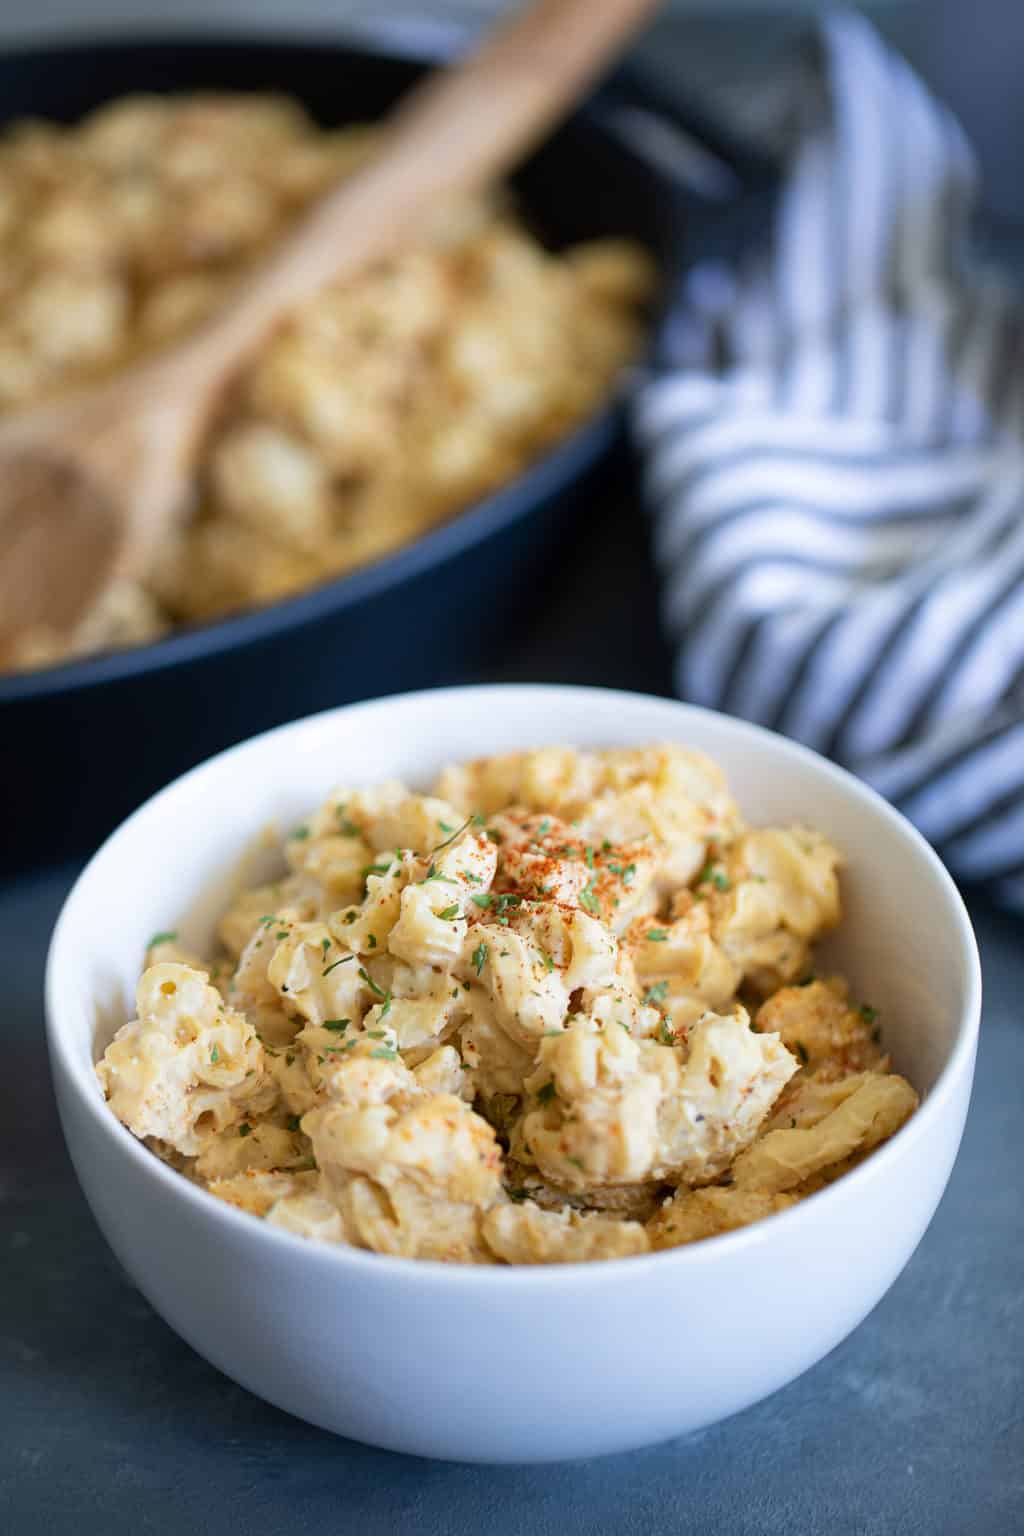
[45,683,983,1287]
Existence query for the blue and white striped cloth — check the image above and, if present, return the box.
[635,10,1024,911]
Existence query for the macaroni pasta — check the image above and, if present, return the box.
[97,745,918,1264]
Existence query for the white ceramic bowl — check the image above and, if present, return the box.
[46,686,981,1463]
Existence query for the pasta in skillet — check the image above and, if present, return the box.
[97,745,918,1264]
[0,94,653,672]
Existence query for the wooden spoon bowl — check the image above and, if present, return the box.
[0,0,660,660]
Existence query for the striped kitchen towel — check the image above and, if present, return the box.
[634,9,1024,910]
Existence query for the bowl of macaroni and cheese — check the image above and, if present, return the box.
[46,685,980,1461]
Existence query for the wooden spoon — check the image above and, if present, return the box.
[0,0,660,659]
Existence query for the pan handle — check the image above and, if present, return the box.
[356,17,776,200]
[356,16,777,200]
[594,59,779,202]
[588,62,780,370]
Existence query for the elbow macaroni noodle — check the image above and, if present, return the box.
[97,744,918,1264]
[0,93,654,672]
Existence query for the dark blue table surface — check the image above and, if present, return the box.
[2,9,1023,1533]
[3,857,1022,1535]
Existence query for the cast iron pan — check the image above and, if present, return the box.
[0,36,774,871]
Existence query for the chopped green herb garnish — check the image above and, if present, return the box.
[438,904,460,921]
[289,826,310,841]
[275,930,289,941]
[536,1080,557,1106]
[370,1047,398,1061]
[472,942,488,977]
[366,1029,388,1039]
[643,981,670,1007]
[622,863,637,886]
[336,807,360,837]
[437,820,455,834]
[568,1156,584,1170]
[321,937,331,955]
[238,1122,252,1137]
[285,1052,295,1066]
[585,845,595,869]
[540,949,555,973]
[646,929,668,942]
[697,862,730,890]
[859,1004,879,1024]
[367,933,377,949]
[323,955,355,977]
[146,930,178,949]
[579,878,600,915]
[658,1020,675,1046]
[323,1019,350,1033]
[363,859,396,881]
[537,818,551,837]
[431,814,482,854]
[602,839,612,851]
[359,967,388,999]
[286,1115,301,1132]
[210,1044,220,1064]
[471,893,493,910]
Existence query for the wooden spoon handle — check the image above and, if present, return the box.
[182,0,660,376]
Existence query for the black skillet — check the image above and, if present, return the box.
[0,36,774,870]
